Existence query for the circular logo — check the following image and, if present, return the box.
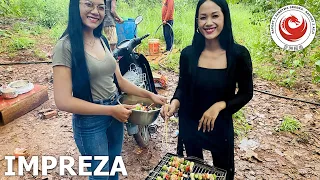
[270,5,316,51]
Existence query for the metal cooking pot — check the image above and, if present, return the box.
[117,94,161,125]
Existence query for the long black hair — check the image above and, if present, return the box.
[60,0,106,102]
[192,0,235,55]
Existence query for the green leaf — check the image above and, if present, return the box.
[293,60,301,67]
[314,76,320,83]
[316,61,320,72]
[289,70,295,75]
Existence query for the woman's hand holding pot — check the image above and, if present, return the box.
[111,104,135,123]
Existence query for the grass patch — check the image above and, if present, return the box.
[49,23,66,42]
[150,62,160,71]
[29,25,45,36]
[8,52,16,58]
[1,0,68,28]
[279,70,296,88]
[0,20,50,59]
[12,21,27,32]
[0,29,12,38]
[254,65,277,81]
[279,115,301,133]
[311,52,320,83]
[233,109,252,137]
[33,49,47,60]
[8,36,35,52]
[117,0,194,51]
[160,53,180,73]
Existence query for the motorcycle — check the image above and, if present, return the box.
[113,16,158,148]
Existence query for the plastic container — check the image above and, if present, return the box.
[115,18,136,44]
[148,39,160,55]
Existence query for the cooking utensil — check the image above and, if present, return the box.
[117,94,161,125]
[147,103,155,109]
[145,153,227,180]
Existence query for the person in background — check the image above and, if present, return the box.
[161,0,253,179]
[104,0,123,51]
[52,0,166,179]
[162,0,174,53]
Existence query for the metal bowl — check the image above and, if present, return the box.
[0,87,18,99]
[8,80,29,89]
[8,80,34,94]
[117,94,161,125]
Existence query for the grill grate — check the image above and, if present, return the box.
[145,153,227,180]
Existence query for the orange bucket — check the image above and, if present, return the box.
[148,39,160,55]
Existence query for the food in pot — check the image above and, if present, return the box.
[133,103,159,111]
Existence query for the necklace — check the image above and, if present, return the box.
[84,38,96,48]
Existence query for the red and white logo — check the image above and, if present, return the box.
[270,5,316,51]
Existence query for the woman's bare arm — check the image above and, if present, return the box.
[53,66,115,115]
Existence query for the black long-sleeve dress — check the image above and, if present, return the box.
[171,44,253,180]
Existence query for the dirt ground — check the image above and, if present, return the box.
[0,60,319,180]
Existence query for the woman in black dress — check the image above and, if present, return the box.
[161,0,253,179]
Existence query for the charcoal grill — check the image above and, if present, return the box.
[145,153,227,180]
